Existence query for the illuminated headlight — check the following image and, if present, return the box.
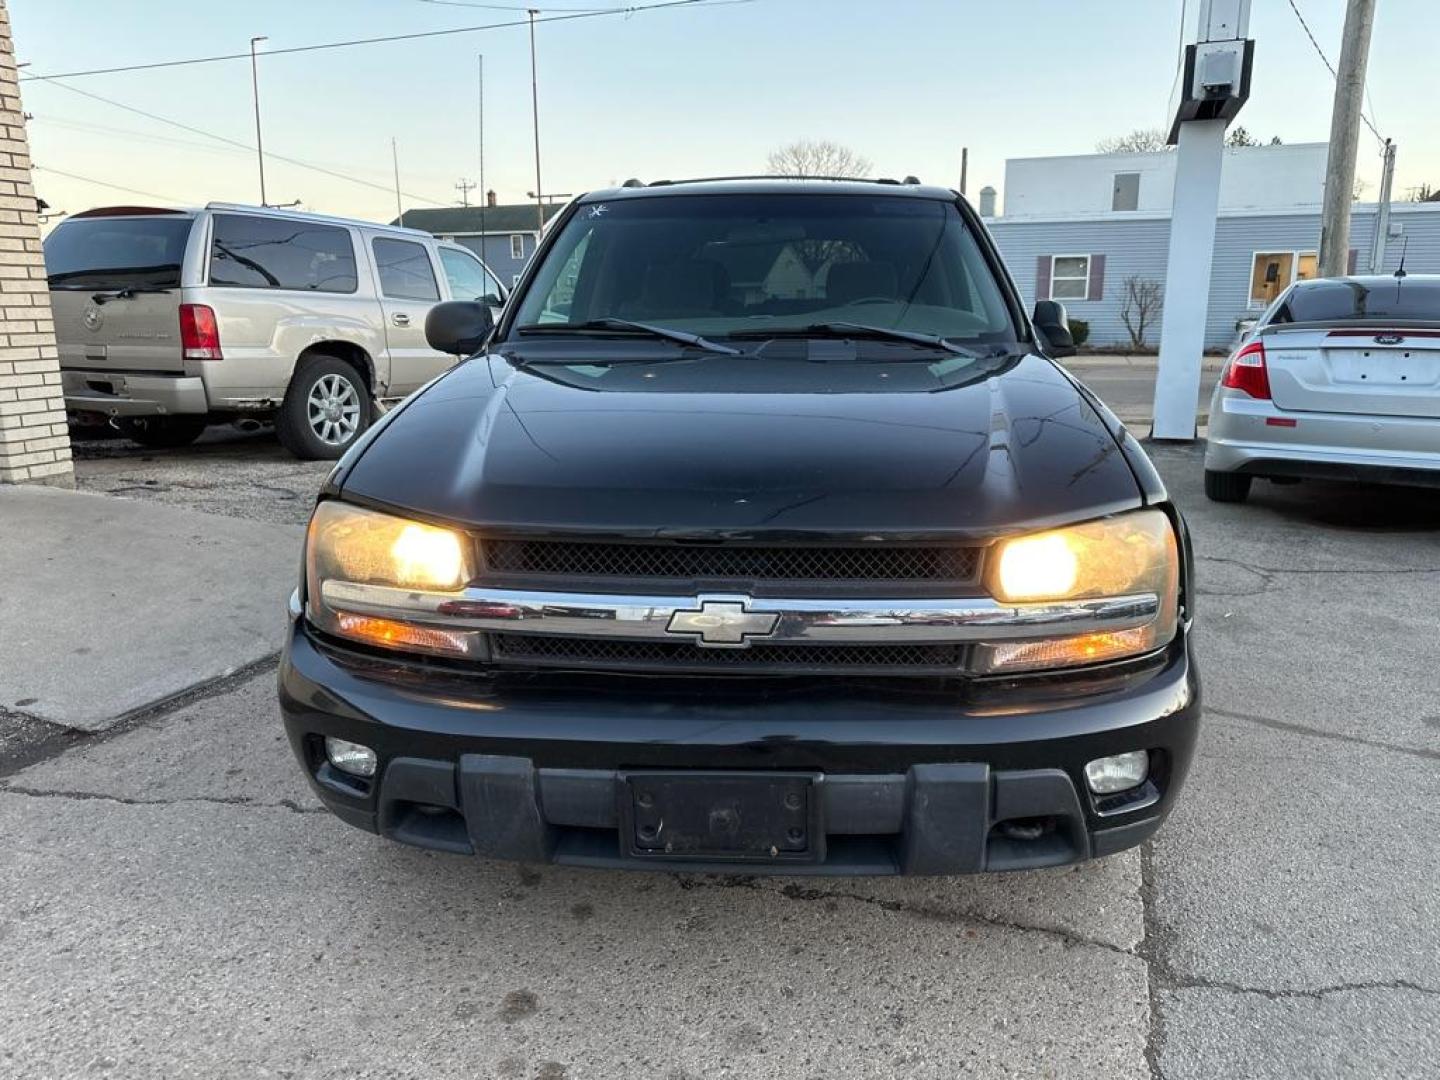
[977,509,1180,673]
[305,501,483,657]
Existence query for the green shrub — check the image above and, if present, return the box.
[1068,318,1091,347]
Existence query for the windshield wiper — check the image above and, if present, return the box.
[726,322,985,358]
[515,318,741,355]
[91,286,174,304]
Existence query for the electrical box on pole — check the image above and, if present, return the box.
[1151,0,1254,441]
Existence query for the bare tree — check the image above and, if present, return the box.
[767,140,872,178]
[1226,126,1260,147]
[1096,128,1172,154]
[1409,183,1440,203]
[1119,276,1164,351]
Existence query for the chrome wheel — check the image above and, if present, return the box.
[306,372,361,447]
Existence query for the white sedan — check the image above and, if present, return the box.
[1204,274,1440,502]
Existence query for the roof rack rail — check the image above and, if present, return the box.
[638,174,925,188]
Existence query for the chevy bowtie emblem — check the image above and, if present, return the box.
[666,598,778,648]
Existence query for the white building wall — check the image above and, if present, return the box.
[1001,143,1329,219]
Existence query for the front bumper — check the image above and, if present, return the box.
[62,369,209,418]
[279,620,1200,875]
[1205,390,1440,485]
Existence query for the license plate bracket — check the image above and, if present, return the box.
[621,771,821,863]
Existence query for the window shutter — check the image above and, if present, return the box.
[1347,248,1359,274]
[1087,254,1106,301]
[1035,256,1051,301]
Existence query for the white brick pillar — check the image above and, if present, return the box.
[0,0,72,487]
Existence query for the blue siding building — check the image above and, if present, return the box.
[984,146,1440,350]
[392,196,563,288]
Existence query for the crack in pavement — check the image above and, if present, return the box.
[1139,843,1168,1080]
[1198,555,1440,577]
[0,783,326,815]
[675,874,1140,960]
[1163,975,1440,1003]
[1207,706,1440,763]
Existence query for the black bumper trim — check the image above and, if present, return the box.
[342,753,1133,876]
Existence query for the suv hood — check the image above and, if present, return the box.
[340,351,1141,539]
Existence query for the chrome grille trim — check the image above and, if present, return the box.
[319,581,1160,646]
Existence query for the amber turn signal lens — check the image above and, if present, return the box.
[333,613,477,657]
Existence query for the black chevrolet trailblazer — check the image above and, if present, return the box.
[279,178,1199,875]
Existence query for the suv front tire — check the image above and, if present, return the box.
[277,354,372,460]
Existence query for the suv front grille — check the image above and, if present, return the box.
[482,539,981,590]
[489,633,967,676]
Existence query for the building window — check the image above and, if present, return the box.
[510,234,525,260]
[1249,251,1318,307]
[1050,255,1091,300]
[1112,172,1140,212]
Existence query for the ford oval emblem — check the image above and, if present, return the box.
[1374,334,1403,345]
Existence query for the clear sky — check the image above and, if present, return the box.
[10,0,1439,226]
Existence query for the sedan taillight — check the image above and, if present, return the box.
[179,303,222,361]
[1221,340,1271,400]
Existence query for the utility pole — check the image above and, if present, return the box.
[527,9,545,235]
[1369,139,1396,272]
[1317,0,1376,278]
[249,36,268,207]
[959,147,968,196]
[391,138,403,227]
[455,178,476,207]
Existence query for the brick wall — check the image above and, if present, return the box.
[0,0,72,486]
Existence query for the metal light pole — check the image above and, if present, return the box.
[527,10,545,235]
[392,138,404,226]
[478,54,487,248]
[249,36,268,207]
[1318,0,1377,277]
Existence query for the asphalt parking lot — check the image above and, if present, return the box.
[3,410,1438,1079]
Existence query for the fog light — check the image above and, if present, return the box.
[325,736,377,778]
[1084,751,1149,794]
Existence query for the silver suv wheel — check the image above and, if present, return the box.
[307,372,361,447]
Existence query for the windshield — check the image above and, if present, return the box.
[1272,279,1440,323]
[510,194,1018,345]
[44,215,194,290]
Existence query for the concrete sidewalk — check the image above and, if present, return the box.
[0,485,302,730]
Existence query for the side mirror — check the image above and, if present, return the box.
[425,300,495,356]
[1032,299,1077,358]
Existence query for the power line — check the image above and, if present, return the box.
[18,0,740,82]
[417,1,618,10]
[33,164,184,204]
[29,76,452,207]
[1284,0,1384,146]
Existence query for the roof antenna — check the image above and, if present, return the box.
[1393,234,1408,279]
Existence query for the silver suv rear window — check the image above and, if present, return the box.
[208,213,358,293]
[44,215,193,290]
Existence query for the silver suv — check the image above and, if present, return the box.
[44,203,507,458]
